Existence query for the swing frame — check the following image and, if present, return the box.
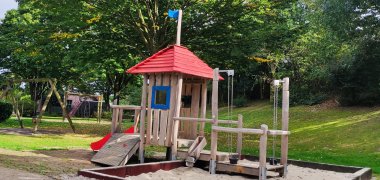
[0,78,76,133]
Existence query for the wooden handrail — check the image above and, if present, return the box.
[212,126,264,134]
[267,130,290,136]
[173,117,238,125]
[110,105,142,110]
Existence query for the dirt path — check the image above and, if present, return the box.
[0,148,96,179]
[0,166,50,180]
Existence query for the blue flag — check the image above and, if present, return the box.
[168,9,179,19]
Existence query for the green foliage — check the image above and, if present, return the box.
[234,96,248,107]
[0,101,13,122]
[101,111,112,121]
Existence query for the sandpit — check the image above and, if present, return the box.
[126,164,353,180]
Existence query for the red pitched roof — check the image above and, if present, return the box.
[127,45,221,79]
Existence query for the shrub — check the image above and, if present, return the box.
[0,101,13,122]
[102,111,113,121]
[234,96,248,107]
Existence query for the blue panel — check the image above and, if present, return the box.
[151,86,171,110]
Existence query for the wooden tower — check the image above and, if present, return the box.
[127,45,222,162]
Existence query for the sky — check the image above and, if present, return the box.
[0,0,18,20]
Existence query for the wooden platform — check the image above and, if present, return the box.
[91,134,140,166]
[217,160,284,176]
[177,149,230,161]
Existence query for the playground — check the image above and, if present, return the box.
[0,103,378,179]
[0,2,379,179]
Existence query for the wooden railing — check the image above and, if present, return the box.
[110,105,141,134]
[172,114,244,159]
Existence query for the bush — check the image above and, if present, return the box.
[0,101,13,123]
[234,96,248,107]
[102,111,113,121]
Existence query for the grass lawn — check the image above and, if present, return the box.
[0,102,378,177]
[214,101,380,177]
[0,116,134,150]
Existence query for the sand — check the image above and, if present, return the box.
[126,164,354,180]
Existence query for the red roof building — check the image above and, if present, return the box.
[127,45,219,79]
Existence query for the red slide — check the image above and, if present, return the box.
[90,126,135,151]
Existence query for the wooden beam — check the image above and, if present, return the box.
[171,74,183,160]
[139,74,148,163]
[268,130,290,136]
[110,105,141,110]
[212,126,264,135]
[8,78,56,83]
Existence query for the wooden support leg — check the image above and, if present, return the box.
[236,114,243,155]
[34,84,54,132]
[259,124,268,180]
[51,80,75,133]
[280,78,290,177]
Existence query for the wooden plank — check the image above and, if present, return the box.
[146,74,155,145]
[212,126,264,135]
[177,149,230,162]
[165,74,178,146]
[190,84,200,139]
[158,110,169,146]
[199,80,207,136]
[259,124,268,180]
[281,77,290,177]
[216,163,260,176]
[171,74,183,160]
[139,74,148,163]
[158,74,170,146]
[237,114,243,155]
[91,134,140,166]
[152,109,160,145]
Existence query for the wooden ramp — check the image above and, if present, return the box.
[91,133,140,166]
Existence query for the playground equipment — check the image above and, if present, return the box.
[63,92,103,122]
[87,43,290,179]
[0,78,75,132]
[86,9,289,179]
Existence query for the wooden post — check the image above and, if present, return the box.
[171,74,183,160]
[62,91,68,121]
[280,77,289,177]
[259,124,268,180]
[236,114,243,155]
[199,79,207,136]
[139,74,148,163]
[212,68,219,124]
[210,68,219,174]
[176,10,183,45]
[50,79,75,133]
